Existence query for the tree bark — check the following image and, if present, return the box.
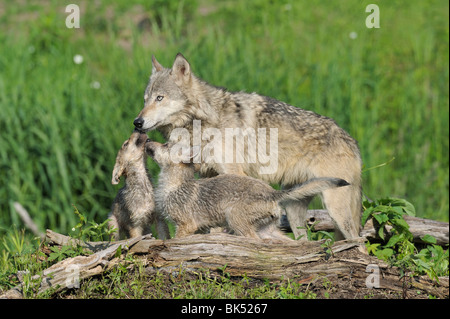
[280,210,449,245]
[1,229,448,299]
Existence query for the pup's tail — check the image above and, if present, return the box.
[276,178,350,202]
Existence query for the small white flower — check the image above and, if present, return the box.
[72,227,76,231]
[90,81,101,89]
[349,31,358,40]
[73,54,84,64]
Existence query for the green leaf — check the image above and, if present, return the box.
[373,212,389,224]
[401,200,416,216]
[421,234,437,244]
[374,248,394,260]
[385,234,403,248]
[361,207,374,226]
[377,225,385,241]
[114,245,122,258]
[366,243,381,255]
[413,258,431,271]
[391,218,410,232]
[361,207,374,227]
[385,197,416,216]
[374,205,391,213]
[390,206,404,216]
[48,253,59,262]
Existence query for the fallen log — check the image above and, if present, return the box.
[130,233,448,298]
[2,230,448,299]
[280,210,449,245]
[44,229,153,253]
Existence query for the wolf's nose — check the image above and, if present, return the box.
[133,117,144,129]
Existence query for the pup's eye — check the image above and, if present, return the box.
[156,95,164,101]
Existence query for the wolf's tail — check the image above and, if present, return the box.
[276,178,350,202]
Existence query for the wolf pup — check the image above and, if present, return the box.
[109,130,169,240]
[134,53,362,241]
[146,140,349,240]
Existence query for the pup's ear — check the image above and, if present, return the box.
[111,162,124,185]
[171,53,191,83]
[152,55,164,73]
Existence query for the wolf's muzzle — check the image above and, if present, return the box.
[133,117,144,129]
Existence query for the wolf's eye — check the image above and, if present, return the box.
[156,95,164,101]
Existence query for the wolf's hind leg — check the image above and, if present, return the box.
[282,196,313,240]
[321,185,361,241]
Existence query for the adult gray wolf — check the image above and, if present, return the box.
[146,140,350,240]
[133,53,362,240]
[109,130,169,240]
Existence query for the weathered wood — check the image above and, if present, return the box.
[280,210,449,245]
[44,229,154,253]
[2,230,448,299]
[135,233,448,298]
[136,233,364,277]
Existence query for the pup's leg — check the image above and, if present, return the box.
[225,208,261,239]
[129,226,144,238]
[107,213,120,241]
[257,223,293,242]
[155,215,170,239]
[175,222,197,238]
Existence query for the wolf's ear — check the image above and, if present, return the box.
[152,55,164,73]
[171,53,191,83]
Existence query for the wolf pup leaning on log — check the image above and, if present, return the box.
[109,130,169,240]
[133,53,363,241]
[145,140,350,240]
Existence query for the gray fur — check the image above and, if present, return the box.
[109,131,169,240]
[134,53,363,240]
[146,141,349,240]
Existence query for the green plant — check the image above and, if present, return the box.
[362,197,448,282]
[1,227,27,256]
[296,221,335,258]
[47,206,116,263]
[413,240,449,282]
[47,245,78,263]
[362,197,416,259]
[71,205,116,242]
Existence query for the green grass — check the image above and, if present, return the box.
[0,0,448,244]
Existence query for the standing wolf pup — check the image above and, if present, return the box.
[134,53,363,241]
[146,140,350,240]
[109,130,169,240]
